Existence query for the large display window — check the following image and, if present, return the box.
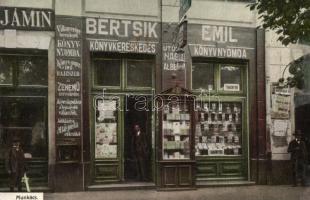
[0,51,48,187]
[195,102,242,156]
[0,53,48,159]
[191,60,248,180]
[0,98,47,159]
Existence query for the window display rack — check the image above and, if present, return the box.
[195,102,242,156]
[157,86,196,189]
[162,103,191,160]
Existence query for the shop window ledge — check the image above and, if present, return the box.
[87,182,156,191]
[0,186,51,192]
[196,180,255,187]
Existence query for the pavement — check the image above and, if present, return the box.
[45,186,310,200]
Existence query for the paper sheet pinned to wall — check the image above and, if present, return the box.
[273,120,288,137]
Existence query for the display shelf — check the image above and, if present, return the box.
[157,86,196,189]
[162,102,191,160]
[195,102,242,156]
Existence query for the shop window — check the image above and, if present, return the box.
[195,102,242,156]
[220,65,241,91]
[0,52,48,160]
[0,97,47,159]
[92,56,154,89]
[0,54,48,87]
[192,63,214,90]
[192,62,244,92]
[93,59,121,87]
[95,98,118,159]
[0,56,13,85]
[126,59,152,88]
[18,56,48,86]
[192,61,246,157]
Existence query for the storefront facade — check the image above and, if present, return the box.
[0,6,54,190]
[0,0,271,191]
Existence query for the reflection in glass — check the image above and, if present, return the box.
[94,59,121,87]
[127,60,153,87]
[0,98,47,159]
[192,63,214,90]
[220,65,241,91]
[0,56,13,85]
[18,56,48,86]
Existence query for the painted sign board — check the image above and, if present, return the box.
[0,6,54,31]
[86,18,158,54]
[55,17,83,138]
[188,24,256,59]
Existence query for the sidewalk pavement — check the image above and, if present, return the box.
[45,186,310,200]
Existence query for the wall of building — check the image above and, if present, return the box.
[265,30,310,184]
[188,0,255,27]
[2,0,294,190]
[0,0,53,9]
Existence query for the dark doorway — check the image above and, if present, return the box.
[295,103,310,162]
[124,96,152,182]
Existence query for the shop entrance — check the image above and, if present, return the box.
[124,96,152,182]
[90,54,155,185]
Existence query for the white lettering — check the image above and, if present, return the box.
[21,10,35,27]
[0,9,9,25]
[89,40,156,54]
[41,11,52,27]
[193,46,247,59]
[11,8,21,26]
[148,22,157,38]
[202,25,238,43]
[133,21,143,37]
[110,19,120,36]
[213,26,223,42]
[36,11,41,27]
[229,27,238,42]
[98,18,108,35]
[122,20,131,37]
[86,18,96,34]
[202,25,211,41]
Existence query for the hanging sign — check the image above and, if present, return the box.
[177,20,187,48]
[179,0,191,20]
[271,86,291,119]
